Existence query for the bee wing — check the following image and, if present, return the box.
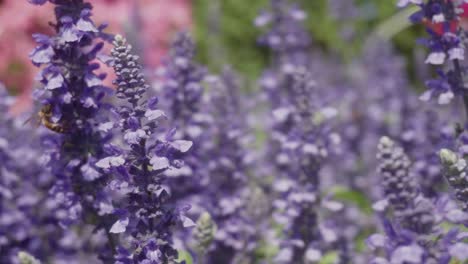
[23,114,41,128]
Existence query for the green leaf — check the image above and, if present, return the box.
[355,229,376,252]
[369,5,419,41]
[177,250,194,264]
[330,186,373,215]
[319,251,339,264]
[254,240,279,262]
[18,252,41,264]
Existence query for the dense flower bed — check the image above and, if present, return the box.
[1,0,467,263]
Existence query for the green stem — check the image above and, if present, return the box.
[368,5,419,42]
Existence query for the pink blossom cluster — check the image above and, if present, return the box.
[0,0,191,113]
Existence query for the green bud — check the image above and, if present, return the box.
[18,252,41,264]
[193,211,217,256]
[439,148,457,166]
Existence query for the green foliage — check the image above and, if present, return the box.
[194,0,269,80]
[18,252,41,264]
[318,251,339,264]
[193,212,217,257]
[193,0,422,84]
[448,255,468,263]
[355,229,375,253]
[254,240,279,263]
[177,250,194,264]
[330,186,373,215]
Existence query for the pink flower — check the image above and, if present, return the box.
[0,0,53,113]
[92,0,192,67]
[0,0,192,114]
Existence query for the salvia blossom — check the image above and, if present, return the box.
[255,0,311,67]
[159,32,207,200]
[0,86,51,262]
[376,137,436,234]
[368,208,468,263]
[363,1,468,263]
[401,0,468,105]
[108,35,194,263]
[256,0,316,174]
[192,212,216,261]
[270,70,343,263]
[370,137,435,263]
[370,136,468,263]
[376,136,416,211]
[3,0,468,262]
[338,40,415,193]
[339,39,454,198]
[18,251,41,264]
[162,32,205,128]
[255,2,349,262]
[256,0,313,111]
[367,219,442,264]
[28,0,116,260]
[330,39,455,263]
[1,85,106,263]
[439,137,468,211]
[198,69,260,263]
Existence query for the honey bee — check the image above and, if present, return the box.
[25,104,68,133]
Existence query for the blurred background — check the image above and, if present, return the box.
[0,0,422,111]
[3,2,467,263]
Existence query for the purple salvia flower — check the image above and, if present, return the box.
[339,40,453,198]
[163,32,205,129]
[192,212,217,261]
[256,0,313,110]
[270,70,342,263]
[367,217,466,263]
[255,2,347,261]
[255,0,311,68]
[109,35,193,263]
[402,0,467,106]
[409,109,454,197]
[367,220,428,264]
[158,32,208,200]
[376,136,418,212]
[368,137,468,263]
[28,0,115,260]
[376,137,436,234]
[0,85,97,262]
[198,69,260,263]
[439,147,468,212]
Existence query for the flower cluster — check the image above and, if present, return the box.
[105,35,194,262]
[28,0,119,261]
[162,32,205,129]
[401,0,468,104]
[155,29,263,262]
[256,0,313,110]
[0,84,106,263]
[368,136,468,263]
[192,212,217,259]
[362,1,468,262]
[255,0,311,67]
[439,135,468,211]
[198,69,260,263]
[0,85,52,262]
[3,0,468,263]
[255,1,352,262]
[270,70,343,263]
[158,32,208,200]
[376,137,435,234]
